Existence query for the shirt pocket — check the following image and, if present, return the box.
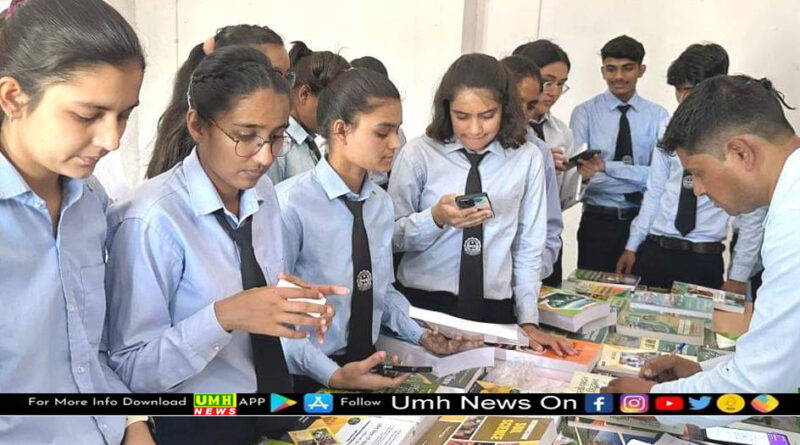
[80,264,108,348]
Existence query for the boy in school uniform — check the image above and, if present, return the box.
[570,35,669,273]
[616,43,766,290]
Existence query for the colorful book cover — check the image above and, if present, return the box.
[616,309,704,346]
[566,372,614,393]
[538,292,606,317]
[467,380,521,394]
[671,281,746,313]
[382,373,440,394]
[603,333,701,356]
[563,280,632,300]
[438,416,557,444]
[425,367,485,393]
[596,344,697,377]
[565,326,610,343]
[630,291,713,319]
[568,269,641,289]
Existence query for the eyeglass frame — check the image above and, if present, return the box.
[209,119,292,158]
[543,80,570,94]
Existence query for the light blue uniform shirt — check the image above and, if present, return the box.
[276,158,424,385]
[105,148,286,393]
[653,148,800,427]
[625,148,763,281]
[730,207,768,283]
[388,136,548,325]
[266,116,320,184]
[0,153,127,445]
[527,129,563,278]
[570,90,669,208]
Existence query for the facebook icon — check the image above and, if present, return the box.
[585,394,613,414]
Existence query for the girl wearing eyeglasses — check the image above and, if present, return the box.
[105,46,346,445]
[147,24,292,179]
[265,42,350,184]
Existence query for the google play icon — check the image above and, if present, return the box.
[270,394,297,413]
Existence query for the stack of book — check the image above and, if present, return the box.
[595,344,697,377]
[538,286,612,332]
[562,269,640,300]
[671,281,746,314]
[629,290,714,320]
[375,334,495,377]
[491,339,602,374]
[409,306,529,346]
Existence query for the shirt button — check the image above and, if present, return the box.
[100,423,107,430]
[213,345,220,352]
[67,304,76,312]
[76,364,86,374]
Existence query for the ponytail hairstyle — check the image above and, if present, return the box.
[427,53,527,149]
[147,45,290,177]
[149,24,284,177]
[317,68,400,140]
[350,56,388,77]
[288,41,350,95]
[0,0,144,123]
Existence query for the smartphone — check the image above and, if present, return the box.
[455,192,493,214]
[565,149,602,170]
[705,427,790,445]
[370,364,433,377]
[278,279,327,318]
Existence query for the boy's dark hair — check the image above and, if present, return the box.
[660,75,795,156]
[601,35,645,64]
[148,46,290,177]
[317,68,400,140]
[512,39,571,71]
[350,56,388,77]
[427,53,527,149]
[500,55,542,91]
[667,43,729,87]
[0,0,144,122]
[150,24,284,178]
[288,41,350,95]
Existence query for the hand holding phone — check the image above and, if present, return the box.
[455,192,493,215]
[565,149,602,170]
[370,364,433,377]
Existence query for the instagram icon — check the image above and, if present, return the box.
[621,394,650,413]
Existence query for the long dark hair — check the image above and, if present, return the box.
[148,25,284,178]
[513,39,571,71]
[426,53,527,149]
[0,0,144,122]
[147,45,290,177]
[317,68,400,140]
[288,41,350,96]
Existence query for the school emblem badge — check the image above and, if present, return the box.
[622,155,633,165]
[356,270,372,292]
[682,174,694,190]
[464,237,482,256]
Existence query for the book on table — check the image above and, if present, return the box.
[537,287,611,332]
[415,416,559,445]
[567,269,641,290]
[565,371,614,393]
[375,334,495,377]
[671,281,746,314]
[630,290,713,320]
[490,339,602,373]
[409,306,529,346]
[595,344,697,377]
[615,308,705,346]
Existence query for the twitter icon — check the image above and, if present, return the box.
[689,396,712,410]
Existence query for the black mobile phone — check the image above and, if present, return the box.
[455,192,493,213]
[566,149,602,169]
[370,364,433,376]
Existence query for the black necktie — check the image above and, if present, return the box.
[530,121,546,142]
[341,198,375,363]
[675,170,697,236]
[458,149,488,320]
[614,104,643,205]
[212,210,292,392]
[306,136,321,163]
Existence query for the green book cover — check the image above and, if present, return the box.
[617,310,704,336]
[604,332,700,356]
[539,292,603,317]
[563,326,609,343]
[382,373,440,394]
[423,367,484,392]
[631,291,713,317]
[569,269,641,288]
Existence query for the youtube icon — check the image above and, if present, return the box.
[655,396,684,411]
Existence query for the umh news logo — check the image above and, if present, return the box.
[193,393,237,416]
